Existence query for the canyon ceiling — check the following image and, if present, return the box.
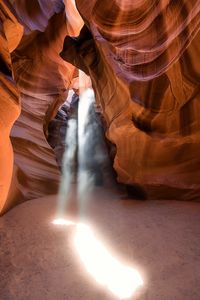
[0,0,200,214]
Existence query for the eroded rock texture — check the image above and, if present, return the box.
[0,0,84,213]
[0,0,22,212]
[10,1,78,203]
[0,0,200,213]
[62,0,200,199]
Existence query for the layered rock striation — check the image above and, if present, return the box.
[0,0,83,213]
[0,0,22,212]
[1,0,200,214]
[62,0,200,199]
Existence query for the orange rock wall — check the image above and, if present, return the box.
[73,0,200,199]
[1,0,200,213]
[0,0,22,212]
[0,0,83,213]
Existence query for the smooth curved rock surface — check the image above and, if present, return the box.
[0,1,22,212]
[61,0,200,199]
[1,0,200,213]
[0,1,85,213]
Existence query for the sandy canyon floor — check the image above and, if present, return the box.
[1,185,200,300]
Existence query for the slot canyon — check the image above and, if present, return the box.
[0,1,200,299]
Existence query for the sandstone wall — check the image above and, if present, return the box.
[68,0,200,199]
[1,0,200,214]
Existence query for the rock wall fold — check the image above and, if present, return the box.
[0,0,22,212]
[1,0,200,212]
[68,0,200,199]
[0,0,83,213]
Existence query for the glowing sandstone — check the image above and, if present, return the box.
[1,0,200,214]
[0,1,22,212]
[62,0,200,199]
[11,1,84,202]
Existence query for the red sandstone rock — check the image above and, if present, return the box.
[1,0,200,214]
[0,1,83,213]
[71,0,200,199]
[0,1,22,213]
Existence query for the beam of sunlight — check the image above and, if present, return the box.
[77,88,95,215]
[52,219,144,299]
[54,83,144,298]
[57,116,77,216]
[78,88,94,143]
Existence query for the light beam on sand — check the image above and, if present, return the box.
[52,219,144,299]
[54,80,144,299]
[52,218,75,226]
